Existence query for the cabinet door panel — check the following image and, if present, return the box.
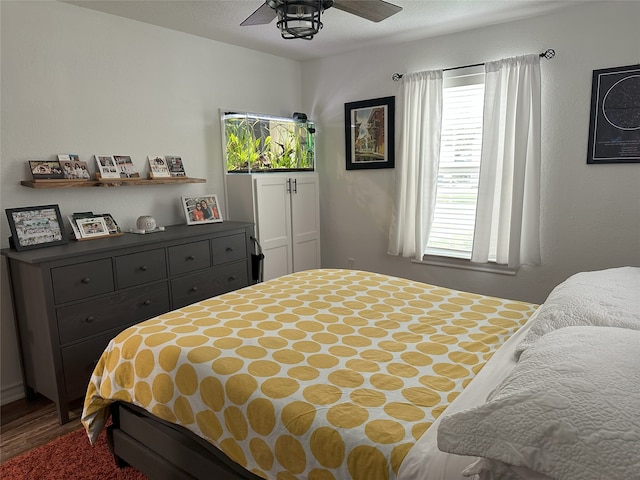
[291,175,321,273]
[254,176,292,281]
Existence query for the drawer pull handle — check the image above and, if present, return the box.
[81,277,90,284]
[226,247,234,252]
[187,255,195,261]
[85,316,95,323]
[190,286,198,292]
[140,265,148,271]
[143,299,152,306]
[228,276,236,282]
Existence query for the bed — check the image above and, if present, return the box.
[81,266,639,480]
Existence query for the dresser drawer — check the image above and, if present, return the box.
[57,283,170,344]
[170,269,219,309]
[61,331,116,400]
[212,261,249,296]
[51,259,114,304]
[168,240,210,276]
[115,249,167,289]
[170,262,248,309]
[211,233,247,265]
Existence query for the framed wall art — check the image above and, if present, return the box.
[587,64,640,164]
[345,96,395,170]
[181,194,222,225]
[5,204,68,251]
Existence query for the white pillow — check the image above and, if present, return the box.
[437,326,640,480]
[515,266,640,358]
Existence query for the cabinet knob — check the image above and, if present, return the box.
[226,247,234,252]
[187,255,195,261]
[143,299,152,306]
[190,286,198,292]
[228,275,236,282]
[81,277,90,284]
[85,316,95,323]
[140,265,148,271]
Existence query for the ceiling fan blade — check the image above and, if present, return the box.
[333,0,402,22]
[241,2,278,26]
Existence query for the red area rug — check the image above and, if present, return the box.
[1,428,147,480]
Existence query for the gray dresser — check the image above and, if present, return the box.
[1,221,254,423]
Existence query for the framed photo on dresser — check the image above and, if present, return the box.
[5,204,68,251]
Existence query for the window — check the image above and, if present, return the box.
[425,70,488,260]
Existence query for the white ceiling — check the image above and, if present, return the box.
[62,0,580,62]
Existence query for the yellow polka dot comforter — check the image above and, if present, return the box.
[82,269,537,480]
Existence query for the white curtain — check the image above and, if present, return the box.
[388,70,443,260]
[471,54,542,267]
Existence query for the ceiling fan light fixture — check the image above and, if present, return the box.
[268,0,334,40]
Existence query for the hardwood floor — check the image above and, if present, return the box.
[0,394,83,463]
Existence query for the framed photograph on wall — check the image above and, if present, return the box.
[587,64,640,164]
[181,194,222,225]
[5,204,68,251]
[345,96,395,170]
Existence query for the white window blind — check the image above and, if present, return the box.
[425,72,485,259]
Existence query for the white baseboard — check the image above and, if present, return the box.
[1,381,24,406]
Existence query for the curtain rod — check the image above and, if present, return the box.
[391,48,555,81]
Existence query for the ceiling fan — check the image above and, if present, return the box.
[241,0,403,40]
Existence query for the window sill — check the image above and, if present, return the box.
[412,255,517,276]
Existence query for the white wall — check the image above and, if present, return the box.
[303,1,640,304]
[2,0,639,405]
[0,1,303,403]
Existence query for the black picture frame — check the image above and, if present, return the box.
[345,96,395,170]
[5,204,68,251]
[587,64,640,164]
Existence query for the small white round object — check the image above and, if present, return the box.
[136,215,157,232]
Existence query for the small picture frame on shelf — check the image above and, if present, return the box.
[29,160,65,180]
[75,216,110,239]
[5,204,68,251]
[148,155,171,178]
[94,155,120,179]
[166,156,187,177]
[58,155,91,180]
[181,194,222,225]
[114,155,140,178]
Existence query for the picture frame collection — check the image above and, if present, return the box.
[27,154,188,181]
[5,193,225,251]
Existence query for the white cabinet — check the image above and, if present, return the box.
[226,172,320,281]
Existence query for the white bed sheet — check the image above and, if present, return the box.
[398,308,540,480]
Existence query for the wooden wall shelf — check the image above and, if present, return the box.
[20,177,206,189]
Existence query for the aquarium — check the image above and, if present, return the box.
[223,112,315,173]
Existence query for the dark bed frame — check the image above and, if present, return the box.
[107,402,263,480]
